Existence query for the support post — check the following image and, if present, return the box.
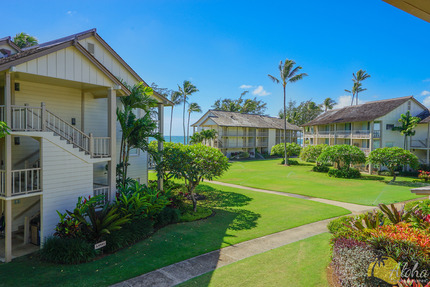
[107,88,116,201]
[89,133,94,158]
[157,103,164,191]
[5,200,12,262]
[40,102,46,131]
[369,121,374,175]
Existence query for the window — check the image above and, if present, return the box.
[408,101,411,111]
[325,138,329,144]
[373,122,381,130]
[345,123,351,131]
[385,142,394,148]
[373,140,380,149]
[386,124,394,130]
[345,139,351,145]
[129,148,140,156]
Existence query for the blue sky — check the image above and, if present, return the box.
[3,0,430,135]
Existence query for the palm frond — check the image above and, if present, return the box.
[268,74,280,84]
[289,73,308,83]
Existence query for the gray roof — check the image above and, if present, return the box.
[302,96,420,126]
[194,110,301,130]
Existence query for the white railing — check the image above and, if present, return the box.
[91,137,111,158]
[11,106,43,131]
[411,140,427,148]
[0,170,4,196]
[257,132,268,137]
[359,148,371,155]
[93,184,110,204]
[46,110,90,153]
[11,168,41,195]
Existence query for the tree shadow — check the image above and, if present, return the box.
[359,175,385,181]
[196,184,253,208]
[383,181,430,188]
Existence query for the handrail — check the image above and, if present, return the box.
[45,109,90,153]
[11,168,42,195]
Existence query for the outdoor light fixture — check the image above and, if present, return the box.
[14,83,20,91]
[14,137,20,145]
[71,118,76,125]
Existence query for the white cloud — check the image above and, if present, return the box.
[239,84,252,89]
[333,95,365,109]
[66,11,76,15]
[421,90,430,96]
[424,96,430,107]
[252,85,270,96]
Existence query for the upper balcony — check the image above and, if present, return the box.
[304,129,380,139]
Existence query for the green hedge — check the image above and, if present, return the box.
[328,167,361,179]
[104,219,154,253]
[40,237,98,264]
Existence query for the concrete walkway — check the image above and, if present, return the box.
[113,181,374,287]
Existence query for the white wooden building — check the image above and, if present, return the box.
[192,110,300,158]
[0,29,171,262]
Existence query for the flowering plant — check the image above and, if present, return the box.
[418,170,430,182]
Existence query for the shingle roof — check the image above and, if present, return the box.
[301,96,418,126]
[194,110,301,130]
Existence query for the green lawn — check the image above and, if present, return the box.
[0,183,348,287]
[217,159,424,206]
[180,233,332,287]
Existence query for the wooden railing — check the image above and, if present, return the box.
[11,168,41,195]
[93,184,110,204]
[11,106,43,131]
[0,170,5,196]
[46,110,90,153]
[91,136,111,158]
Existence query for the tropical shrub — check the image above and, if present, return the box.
[312,164,329,173]
[367,147,419,182]
[318,145,366,170]
[163,143,230,212]
[270,143,301,159]
[155,207,181,227]
[299,144,328,162]
[328,167,361,179]
[280,158,299,165]
[104,219,154,253]
[40,237,98,264]
[398,279,430,287]
[54,211,82,239]
[328,215,359,234]
[418,170,430,182]
[331,238,378,287]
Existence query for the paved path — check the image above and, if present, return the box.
[113,181,374,287]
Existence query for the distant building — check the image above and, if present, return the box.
[192,110,300,158]
[302,96,430,164]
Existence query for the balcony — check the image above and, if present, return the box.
[304,130,372,139]
[411,139,428,148]
[220,132,256,137]
[0,168,42,197]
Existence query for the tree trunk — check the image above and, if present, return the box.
[170,106,174,142]
[187,111,191,145]
[283,84,288,166]
[183,96,187,144]
[189,185,197,212]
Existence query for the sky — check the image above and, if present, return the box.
[3,0,430,136]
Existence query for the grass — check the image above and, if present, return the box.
[0,183,349,287]
[217,159,424,206]
[180,233,332,287]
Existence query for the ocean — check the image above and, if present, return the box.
[153,136,304,146]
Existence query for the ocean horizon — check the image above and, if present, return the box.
[152,136,304,146]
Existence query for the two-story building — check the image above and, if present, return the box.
[302,96,428,163]
[192,110,301,158]
[0,29,171,262]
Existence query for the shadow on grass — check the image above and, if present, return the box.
[197,184,253,208]
[359,175,385,181]
[383,180,430,188]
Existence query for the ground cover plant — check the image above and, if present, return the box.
[217,159,424,206]
[0,183,349,287]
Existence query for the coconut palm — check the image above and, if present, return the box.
[268,59,307,166]
[322,97,337,112]
[169,91,182,142]
[187,103,202,144]
[345,70,371,105]
[178,81,199,144]
[13,32,38,48]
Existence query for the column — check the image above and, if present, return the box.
[369,121,374,174]
[4,72,12,262]
[107,88,116,201]
[157,103,164,191]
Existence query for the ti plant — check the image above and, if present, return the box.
[348,210,384,230]
[398,279,430,287]
[378,203,414,224]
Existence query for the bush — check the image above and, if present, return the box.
[40,237,98,264]
[104,219,154,253]
[318,145,366,169]
[312,164,329,173]
[155,207,181,227]
[280,158,299,165]
[332,238,378,287]
[270,142,301,158]
[328,167,361,179]
[328,215,359,234]
[299,144,328,162]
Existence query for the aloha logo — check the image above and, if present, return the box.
[367,255,401,285]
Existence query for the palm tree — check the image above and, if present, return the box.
[392,111,421,150]
[201,129,217,145]
[345,70,370,105]
[187,103,202,144]
[268,59,307,166]
[13,32,38,48]
[322,97,337,112]
[178,81,199,144]
[169,91,182,142]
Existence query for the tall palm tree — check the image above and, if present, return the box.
[322,97,337,112]
[392,111,421,150]
[345,70,370,105]
[187,103,202,144]
[178,81,199,144]
[13,32,38,48]
[169,91,182,142]
[268,59,307,166]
